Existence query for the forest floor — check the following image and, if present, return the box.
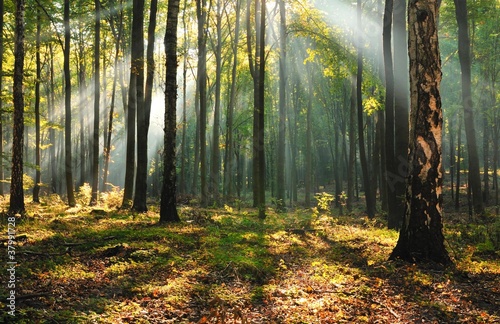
[0,192,499,323]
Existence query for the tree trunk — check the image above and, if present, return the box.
[180,0,189,195]
[33,8,41,203]
[160,0,181,223]
[394,0,410,227]
[90,0,101,206]
[383,0,397,227]
[132,0,148,212]
[0,0,3,197]
[257,0,266,218]
[390,0,451,265]
[356,0,376,218]
[454,0,484,215]
[455,117,462,211]
[210,0,223,205]
[49,44,57,194]
[449,114,455,202]
[103,0,124,192]
[9,0,26,216]
[347,77,356,212]
[197,0,208,206]
[305,68,313,207]
[64,0,76,207]
[224,0,241,201]
[276,0,287,211]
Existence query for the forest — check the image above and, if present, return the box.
[0,0,499,322]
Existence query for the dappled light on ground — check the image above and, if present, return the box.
[0,201,499,323]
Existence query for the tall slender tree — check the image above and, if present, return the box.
[393,0,410,226]
[210,0,223,205]
[383,0,398,227]
[276,0,287,211]
[197,0,208,206]
[33,8,42,203]
[160,0,181,223]
[9,0,26,216]
[90,0,101,206]
[131,0,147,212]
[454,0,484,216]
[64,0,76,207]
[356,0,376,218]
[0,0,3,197]
[390,0,451,264]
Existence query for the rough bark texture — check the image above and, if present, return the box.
[64,0,76,207]
[454,0,484,216]
[9,0,25,215]
[159,0,181,223]
[390,0,451,265]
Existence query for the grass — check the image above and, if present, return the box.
[0,194,499,323]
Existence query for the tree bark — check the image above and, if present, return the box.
[454,0,484,215]
[90,0,101,206]
[9,0,26,216]
[160,0,181,223]
[390,0,451,265]
[0,0,3,197]
[276,0,287,211]
[197,0,208,206]
[64,0,76,207]
[132,0,148,212]
[33,8,41,203]
[383,0,397,227]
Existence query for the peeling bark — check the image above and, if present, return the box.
[390,0,451,265]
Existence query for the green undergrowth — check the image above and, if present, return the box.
[0,197,498,323]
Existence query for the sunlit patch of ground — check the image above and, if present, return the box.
[0,197,498,323]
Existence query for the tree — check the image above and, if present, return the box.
[356,0,376,219]
[393,0,410,227]
[64,0,76,207]
[132,0,153,212]
[247,0,266,218]
[210,0,223,205]
[390,0,451,265]
[0,0,3,197]
[9,0,26,216]
[33,7,42,203]
[160,0,181,223]
[383,0,398,227]
[276,0,287,211]
[122,0,144,209]
[197,0,208,207]
[454,0,484,216]
[90,0,101,206]
[223,0,242,201]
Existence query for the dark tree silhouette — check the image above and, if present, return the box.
[160,0,181,223]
